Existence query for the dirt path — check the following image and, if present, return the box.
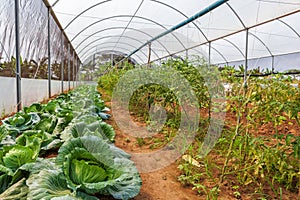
[100,90,299,200]
[134,164,200,200]
[104,104,201,200]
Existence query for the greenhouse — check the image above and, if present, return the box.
[0,0,299,199]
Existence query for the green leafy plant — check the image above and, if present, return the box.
[56,136,141,199]
[71,121,116,142]
[0,139,41,194]
[2,112,40,134]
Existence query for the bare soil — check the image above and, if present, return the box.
[100,89,300,200]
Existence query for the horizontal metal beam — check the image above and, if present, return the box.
[149,9,300,64]
[125,0,228,59]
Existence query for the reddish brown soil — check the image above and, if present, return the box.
[100,89,300,200]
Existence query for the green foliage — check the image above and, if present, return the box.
[162,59,210,107]
[34,114,58,134]
[27,167,99,200]
[0,139,40,194]
[15,130,59,151]
[246,76,299,128]
[98,64,133,95]
[56,136,141,199]
[177,65,300,199]
[0,178,28,200]
[0,85,140,199]
[2,112,40,133]
[226,134,299,191]
[70,120,116,142]
[23,103,43,113]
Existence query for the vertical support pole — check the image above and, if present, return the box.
[72,51,75,87]
[92,54,95,81]
[14,0,22,111]
[74,56,76,86]
[208,42,212,67]
[271,55,274,74]
[76,59,79,85]
[74,58,77,86]
[244,29,249,88]
[110,54,114,73]
[68,43,70,90]
[60,31,64,93]
[147,43,151,67]
[78,61,81,84]
[186,50,188,61]
[47,7,52,98]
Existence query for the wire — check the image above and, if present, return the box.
[0,41,10,61]
[55,11,173,26]
[256,0,300,6]
[112,0,144,51]
[251,0,261,59]
[52,0,60,7]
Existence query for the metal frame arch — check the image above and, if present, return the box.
[248,32,273,57]
[99,46,145,63]
[81,49,139,65]
[75,26,171,55]
[222,2,248,62]
[225,2,246,29]
[111,0,145,52]
[131,5,300,66]
[148,42,229,65]
[64,0,112,30]
[222,38,245,58]
[81,41,149,59]
[171,47,205,60]
[82,46,145,64]
[149,0,209,42]
[62,0,208,43]
[78,35,141,55]
[78,34,161,59]
[70,15,187,51]
[225,2,275,66]
[277,19,300,38]
[207,44,229,64]
[79,36,154,62]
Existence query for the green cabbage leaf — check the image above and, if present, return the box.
[56,136,141,200]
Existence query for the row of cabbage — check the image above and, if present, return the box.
[0,85,141,200]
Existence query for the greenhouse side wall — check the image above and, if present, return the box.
[0,0,81,117]
[0,77,73,117]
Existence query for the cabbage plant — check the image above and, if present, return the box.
[2,112,40,134]
[56,136,141,200]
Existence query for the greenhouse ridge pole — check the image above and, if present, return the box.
[14,0,21,111]
[47,7,52,98]
[124,0,228,61]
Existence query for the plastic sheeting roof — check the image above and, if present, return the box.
[48,0,300,70]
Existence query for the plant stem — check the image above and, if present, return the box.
[219,114,241,183]
[220,76,250,184]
